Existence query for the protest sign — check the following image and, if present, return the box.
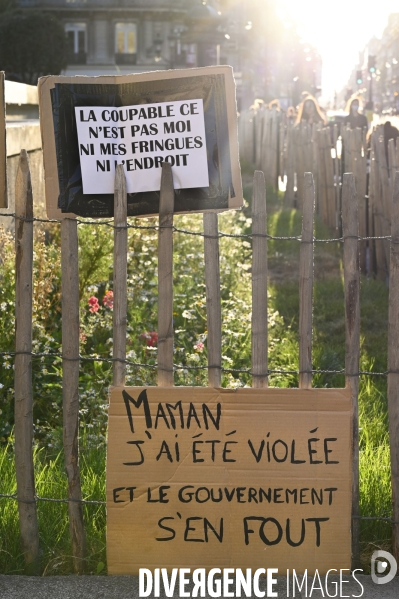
[75,99,209,194]
[106,386,352,575]
[0,72,6,209]
[38,66,242,219]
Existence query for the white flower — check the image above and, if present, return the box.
[182,310,195,319]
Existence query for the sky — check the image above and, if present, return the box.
[276,0,399,102]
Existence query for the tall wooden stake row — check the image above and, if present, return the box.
[157,162,174,386]
[204,212,222,387]
[299,173,315,389]
[251,171,268,388]
[342,173,361,570]
[61,215,86,573]
[14,150,40,574]
[0,72,6,209]
[113,165,127,387]
[387,171,399,561]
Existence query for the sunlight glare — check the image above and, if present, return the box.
[276,0,399,101]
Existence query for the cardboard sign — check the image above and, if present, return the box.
[0,72,6,209]
[106,387,352,575]
[38,66,242,219]
[75,99,209,194]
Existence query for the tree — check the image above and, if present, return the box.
[0,0,16,14]
[0,11,68,84]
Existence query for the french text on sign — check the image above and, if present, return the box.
[75,100,209,195]
[106,387,352,575]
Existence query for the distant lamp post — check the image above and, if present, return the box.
[154,35,163,63]
[168,26,185,69]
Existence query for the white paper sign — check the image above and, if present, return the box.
[75,99,209,194]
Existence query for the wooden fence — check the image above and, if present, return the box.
[7,148,399,573]
[239,105,399,279]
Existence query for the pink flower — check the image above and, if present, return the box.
[103,290,114,309]
[79,328,87,343]
[140,331,158,347]
[88,296,99,313]
[194,341,204,352]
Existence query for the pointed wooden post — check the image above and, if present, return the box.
[113,165,127,387]
[299,173,315,389]
[0,72,6,208]
[342,173,361,570]
[251,170,268,388]
[14,149,40,574]
[61,214,86,573]
[204,211,222,388]
[388,171,399,561]
[158,162,174,387]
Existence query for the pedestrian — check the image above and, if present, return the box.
[295,95,326,126]
[343,96,368,129]
[383,120,399,165]
[268,99,281,111]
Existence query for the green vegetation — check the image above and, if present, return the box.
[0,172,393,573]
[0,11,67,84]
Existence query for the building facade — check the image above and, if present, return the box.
[344,13,399,114]
[16,0,322,110]
[18,0,200,75]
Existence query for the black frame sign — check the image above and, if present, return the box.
[38,66,243,219]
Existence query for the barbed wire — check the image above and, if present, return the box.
[0,350,392,377]
[0,211,392,243]
[0,492,105,505]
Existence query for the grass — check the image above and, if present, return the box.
[0,170,393,574]
[0,436,107,575]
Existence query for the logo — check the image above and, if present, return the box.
[371,550,397,585]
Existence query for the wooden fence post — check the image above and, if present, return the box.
[204,212,222,388]
[61,215,86,573]
[333,124,340,231]
[371,132,389,279]
[342,173,361,570]
[14,149,40,574]
[270,109,279,188]
[278,121,285,183]
[317,128,328,223]
[113,165,127,387]
[255,107,264,171]
[322,128,336,231]
[387,171,399,561]
[299,173,315,389]
[285,125,295,207]
[251,171,268,388]
[158,162,174,386]
[0,72,6,209]
[368,147,375,276]
[388,139,397,183]
[294,126,305,210]
[354,128,367,273]
[378,136,392,277]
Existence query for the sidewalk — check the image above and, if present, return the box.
[1,575,399,599]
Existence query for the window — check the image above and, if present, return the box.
[115,23,137,55]
[65,23,87,54]
[65,23,87,63]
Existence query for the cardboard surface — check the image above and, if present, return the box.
[0,72,6,209]
[106,387,352,575]
[38,66,243,220]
